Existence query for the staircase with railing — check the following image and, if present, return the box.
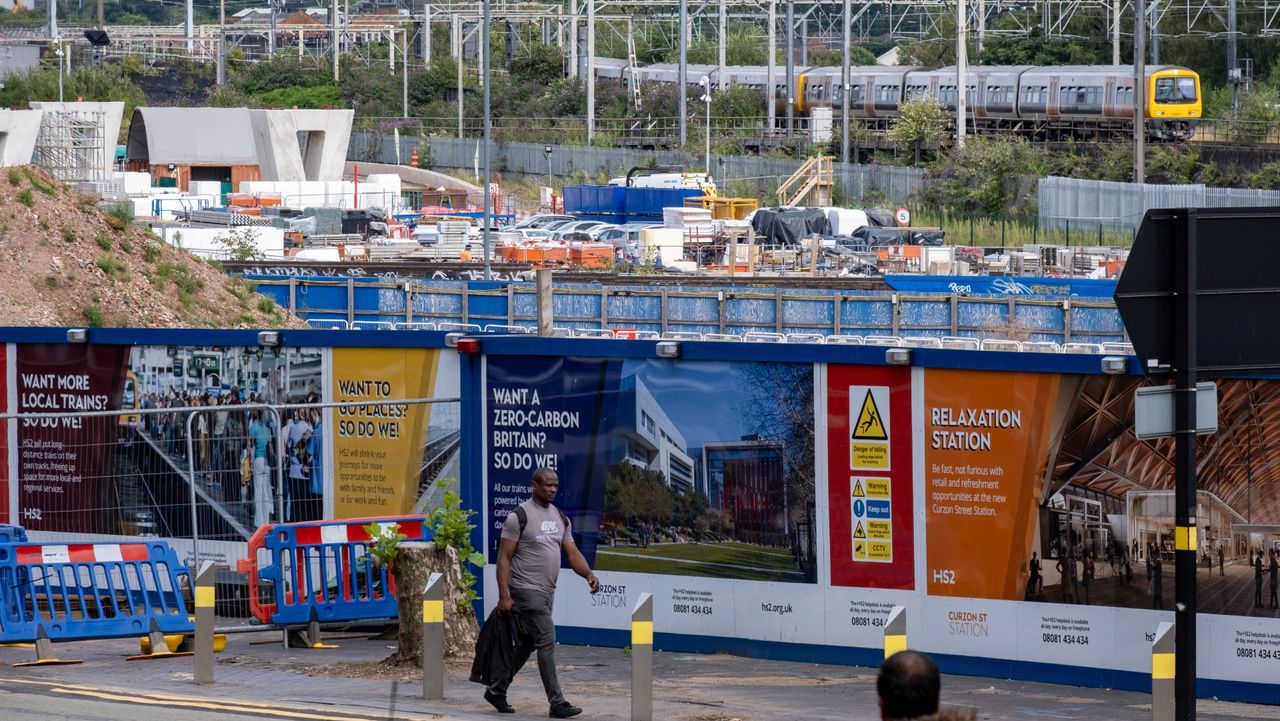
[776,155,834,207]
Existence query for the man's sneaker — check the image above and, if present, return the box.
[549,701,583,718]
[483,690,514,714]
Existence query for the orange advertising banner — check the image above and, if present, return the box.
[924,369,1062,600]
[330,347,441,518]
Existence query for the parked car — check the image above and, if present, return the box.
[546,220,608,241]
[518,218,579,240]
[501,214,573,232]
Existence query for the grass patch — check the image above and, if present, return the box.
[77,194,99,213]
[83,304,105,327]
[16,189,33,208]
[7,168,21,186]
[23,168,58,196]
[44,275,58,289]
[595,541,805,582]
[142,238,162,263]
[256,297,276,313]
[38,218,49,231]
[94,233,110,250]
[118,235,133,253]
[95,253,125,277]
[105,201,133,232]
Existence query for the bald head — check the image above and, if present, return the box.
[877,650,940,721]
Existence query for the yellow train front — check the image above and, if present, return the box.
[1146,66,1201,140]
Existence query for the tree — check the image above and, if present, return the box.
[888,97,946,152]
[925,137,1047,219]
[605,463,674,528]
[510,43,564,85]
[807,46,878,67]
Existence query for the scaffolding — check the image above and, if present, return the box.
[33,109,107,183]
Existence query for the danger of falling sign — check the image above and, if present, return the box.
[850,386,890,470]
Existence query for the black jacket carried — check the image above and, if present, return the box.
[470,608,521,686]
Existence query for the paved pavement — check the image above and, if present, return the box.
[0,629,1277,721]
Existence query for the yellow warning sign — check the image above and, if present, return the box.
[852,480,865,497]
[850,386,890,471]
[852,389,888,440]
[865,478,891,498]
[854,521,867,539]
[867,520,892,540]
[867,541,893,561]
[854,542,867,560]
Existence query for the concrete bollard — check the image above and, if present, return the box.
[194,561,219,684]
[631,592,654,721]
[1152,621,1174,721]
[883,605,906,659]
[422,572,445,701]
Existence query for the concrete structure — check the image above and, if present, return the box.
[614,374,696,493]
[125,108,353,192]
[30,101,124,181]
[0,109,43,167]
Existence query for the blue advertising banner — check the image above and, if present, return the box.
[485,356,818,585]
[884,275,1118,298]
[486,356,623,564]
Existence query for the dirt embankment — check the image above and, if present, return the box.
[0,166,304,329]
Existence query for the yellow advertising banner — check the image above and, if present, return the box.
[924,369,1062,600]
[330,348,441,518]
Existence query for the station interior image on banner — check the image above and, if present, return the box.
[486,357,817,584]
[937,371,1280,619]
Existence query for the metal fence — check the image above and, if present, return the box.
[5,396,460,621]
[1038,176,1280,233]
[348,133,928,206]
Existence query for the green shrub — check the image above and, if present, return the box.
[83,304,104,327]
[16,189,33,207]
[106,201,133,231]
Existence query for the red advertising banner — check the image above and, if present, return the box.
[15,344,128,532]
[827,364,914,589]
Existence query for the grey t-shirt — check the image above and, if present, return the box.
[500,499,571,593]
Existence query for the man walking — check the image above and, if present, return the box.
[1219,545,1225,577]
[1270,549,1279,610]
[486,468,599,718]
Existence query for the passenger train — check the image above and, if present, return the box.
[594,58,1202,141]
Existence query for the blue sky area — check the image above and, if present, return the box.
[620,359,761,447]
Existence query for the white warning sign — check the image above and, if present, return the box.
[850,385,890,470]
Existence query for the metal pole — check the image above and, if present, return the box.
[785,0,794,134]
[1152,621,1175,721]
[631,592,653,721]
[1173,209,1198,721]
[1113,0,1121,65]
[536,268,554,335]
[956,0,967,149]
[840,0,851,163]
[269,2,277,58]
[332,0,339,82]
[185,412,201,569]
[704,90,711,173]
[422,573,445,700]
[883,605,906,658]
[718,0,727,91]
[977,0,985,54]
[568,0,579,78]
[587,0,595,145]
[47,0,56,40]
[1228,0,1239,123]
[194,561,219,685]
[1150,0,1160,64]
[403,29,409,119]
[186,0,194,53]
[767,0,776,131]
[483,0,492,280]
[218,0,225,84]
[679,0,688,147]
[1134,0,1146,182]
[457,17,465,139]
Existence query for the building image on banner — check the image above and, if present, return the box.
[484,357,817,584]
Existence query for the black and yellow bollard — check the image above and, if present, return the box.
[1152,621,1174,721]
[883,605,907,659]
[194,561,219,684]
[631,592,654,721]
[421,572,445,701]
